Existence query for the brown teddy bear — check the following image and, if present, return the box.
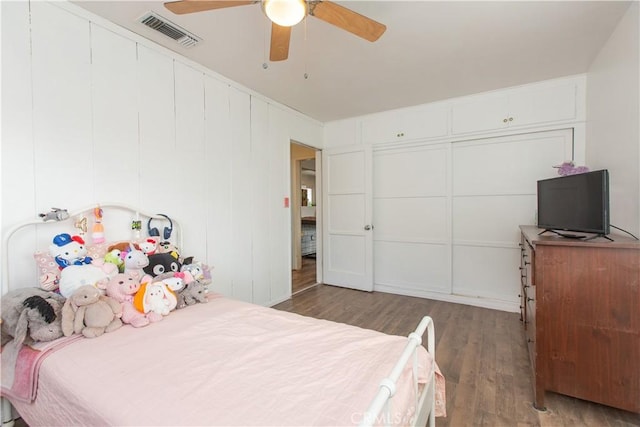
[61,285,123,338]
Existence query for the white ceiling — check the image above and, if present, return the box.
[72,1,631,123]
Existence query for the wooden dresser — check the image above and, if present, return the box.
[519,225,640,413]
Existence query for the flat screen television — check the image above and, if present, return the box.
[537,169,610,238]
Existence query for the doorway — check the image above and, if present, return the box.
[291,142,321,294]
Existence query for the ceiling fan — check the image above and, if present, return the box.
[163,0,386,61]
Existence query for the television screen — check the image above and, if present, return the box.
[537,169,610,236]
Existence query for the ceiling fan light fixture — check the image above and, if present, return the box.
[262,0,307,27]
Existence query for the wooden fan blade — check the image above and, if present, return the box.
[164,0,256,15]
[270,23,291,61]
[310,1,386,42]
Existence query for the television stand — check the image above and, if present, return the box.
[537,229,613,242]
[519,225,640,413]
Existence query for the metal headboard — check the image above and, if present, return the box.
[1,203,183,295]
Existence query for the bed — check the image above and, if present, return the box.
[1,204,445,426]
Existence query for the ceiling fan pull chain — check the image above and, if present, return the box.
[303,13,309,79]
[262,15,269,69]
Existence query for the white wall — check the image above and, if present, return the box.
[0,1,323,306]
[586,2,640,237]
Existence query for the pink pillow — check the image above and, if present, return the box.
[86,242,109,260]
[33,251,60,291]
[34,243,110,291]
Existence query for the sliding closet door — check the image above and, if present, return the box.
[373,144,451,296]
[322,145,373,291]
[452,129,574,304]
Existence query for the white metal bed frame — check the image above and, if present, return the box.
[1,203,436,427]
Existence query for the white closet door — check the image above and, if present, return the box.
[322,146,373,291]
[452,129,573,304]
[373,144,451,295]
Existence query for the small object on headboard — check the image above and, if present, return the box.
[92,206,105,244]
[131,212,142,239]
[38,207,69,222]
[74,216,88,237]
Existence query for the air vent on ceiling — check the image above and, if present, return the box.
[139,12,201,48]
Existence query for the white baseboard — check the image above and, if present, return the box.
[373,285,520,313]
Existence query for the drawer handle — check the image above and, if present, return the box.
[528,338,534,343]
[527,297,534,302]
[524,261,531,266]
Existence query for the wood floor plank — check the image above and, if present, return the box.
[274,284,640,427]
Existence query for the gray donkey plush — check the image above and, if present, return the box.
[1,287,65,347]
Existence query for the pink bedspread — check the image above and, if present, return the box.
[1,335,82,403]
[11,296,444,426]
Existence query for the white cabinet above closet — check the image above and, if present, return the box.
[361,103,449,144]
[451,79,582,135]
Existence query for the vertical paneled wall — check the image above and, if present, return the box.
[1,1,323,305]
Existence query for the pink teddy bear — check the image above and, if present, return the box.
[102,272,150,328]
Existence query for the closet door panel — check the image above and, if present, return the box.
[373,144,450,295]
[508,83,577,127]
[452,129,573,304]
[375,241,449,293]
[374,147,447,198]
[30,2,92,210]
[453,131,573,196]
[453,195,536,244]
[91,24,139,206]
[452,246,521,303]
[451,93,509,135]
[374,198,448,242]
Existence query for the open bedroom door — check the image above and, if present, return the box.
[322,145,373,292]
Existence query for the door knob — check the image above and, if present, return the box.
[364,225,372,230]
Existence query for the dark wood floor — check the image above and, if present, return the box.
[292,255,317,294]
[274,284,640,427]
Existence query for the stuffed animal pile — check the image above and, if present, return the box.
[1,231,212,349]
